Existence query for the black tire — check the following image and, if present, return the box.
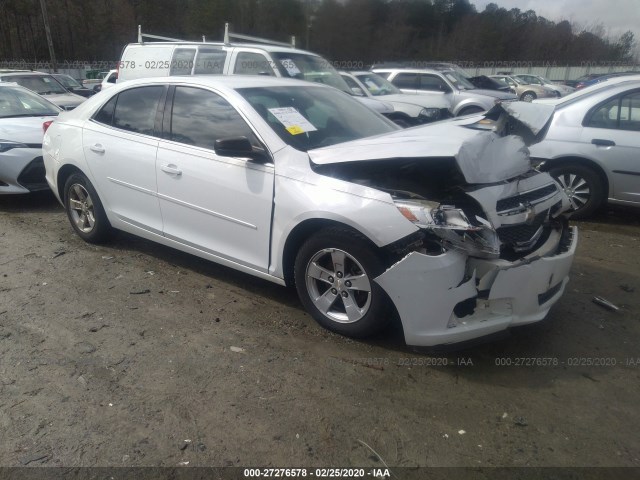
[521,91,537,102]
[458,106,484,116]
[63,172,113,243]
[548,163,605,219]
[294,227,391,338]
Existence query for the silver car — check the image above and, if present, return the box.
[340,71,451,126]
[516,74,575,97]
[0,83,60,193]
[0,72,86,110]
[490,75,557,102]
[529,80,640,218]
[372,67,518,116]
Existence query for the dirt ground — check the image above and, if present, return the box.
[0,191,639,471]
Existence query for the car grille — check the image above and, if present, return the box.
[496,183,558,213]
[497,210,548,250]
[17,157,48,191]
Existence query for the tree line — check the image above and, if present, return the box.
[0,0,636,65]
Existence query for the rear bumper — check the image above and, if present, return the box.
[375,225,578,347]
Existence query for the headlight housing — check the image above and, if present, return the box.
[0,140,29,153]
[418,108,441,120]
[395,199,501,258]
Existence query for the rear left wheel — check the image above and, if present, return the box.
[63,172,112,243]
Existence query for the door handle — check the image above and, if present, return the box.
[89,143,105,154]
[591,139,615,147]
[161,164,182,176]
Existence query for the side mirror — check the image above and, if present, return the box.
[351,87,365,97]
[214,136,269,162]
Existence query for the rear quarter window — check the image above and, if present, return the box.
[105,86,165,136]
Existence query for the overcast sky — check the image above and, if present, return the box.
[470,0,640,44]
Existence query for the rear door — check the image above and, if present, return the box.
[581,89,640,204]
[156,85,275,271]
[83,85,166,232]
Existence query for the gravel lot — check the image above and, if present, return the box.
[0,191,639,471]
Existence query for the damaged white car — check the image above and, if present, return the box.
[43,76,577,347]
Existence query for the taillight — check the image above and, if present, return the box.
[43,120,54,133]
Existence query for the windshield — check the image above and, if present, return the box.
[238,85,398,152]
[2,75,68,95]
[354,73,402,96]
[269,52,352,94]
[0,85,60,118]
[442,70,475,90]
[54,74,82,89]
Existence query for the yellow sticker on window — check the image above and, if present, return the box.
[286,125,305,135]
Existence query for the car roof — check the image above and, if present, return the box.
[551,78,640,108]
[372,67,444,75]
[113,75,333,90]
[340,71,381,76]
[0,71,52,78]
[127,41,317,56]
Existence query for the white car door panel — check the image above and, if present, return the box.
[156,85,274,271]
[82,85,165,232]
[156,142,274,270]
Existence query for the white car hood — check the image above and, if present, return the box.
[308,102,555,184]
[0,116,56,143]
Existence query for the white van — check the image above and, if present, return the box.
[117,26,398,121]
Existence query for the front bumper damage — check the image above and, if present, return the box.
[375,223,577,347]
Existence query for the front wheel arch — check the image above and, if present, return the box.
[282,219,375,288]
[293,225,392,338]
[457,105,485,116]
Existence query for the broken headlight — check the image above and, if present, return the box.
[395,199,501,258]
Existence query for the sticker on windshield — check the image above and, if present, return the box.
[280,59,301,76]
[268,107,317,135]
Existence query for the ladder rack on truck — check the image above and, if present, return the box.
[136,24,296,48]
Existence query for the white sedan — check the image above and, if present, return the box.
[43,76,576,347]
[1,82,60,194]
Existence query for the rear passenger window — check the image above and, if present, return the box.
[419,74,448,91]
[170,48,196,75]
[585,92,640,131]
[112,86,164,135]
[392,73,418,89]
[94,96,117,125]
[234,52,275,76]
[194,48,226,74]
[619,93,640,131]
[169,86,259,150]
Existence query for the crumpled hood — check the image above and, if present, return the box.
[0,116,57,143]
[308,102,555,184]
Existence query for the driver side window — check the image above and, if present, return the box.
[168,87,260,150]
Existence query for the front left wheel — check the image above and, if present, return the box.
[294,227,391,338]
[63,172,112,243]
